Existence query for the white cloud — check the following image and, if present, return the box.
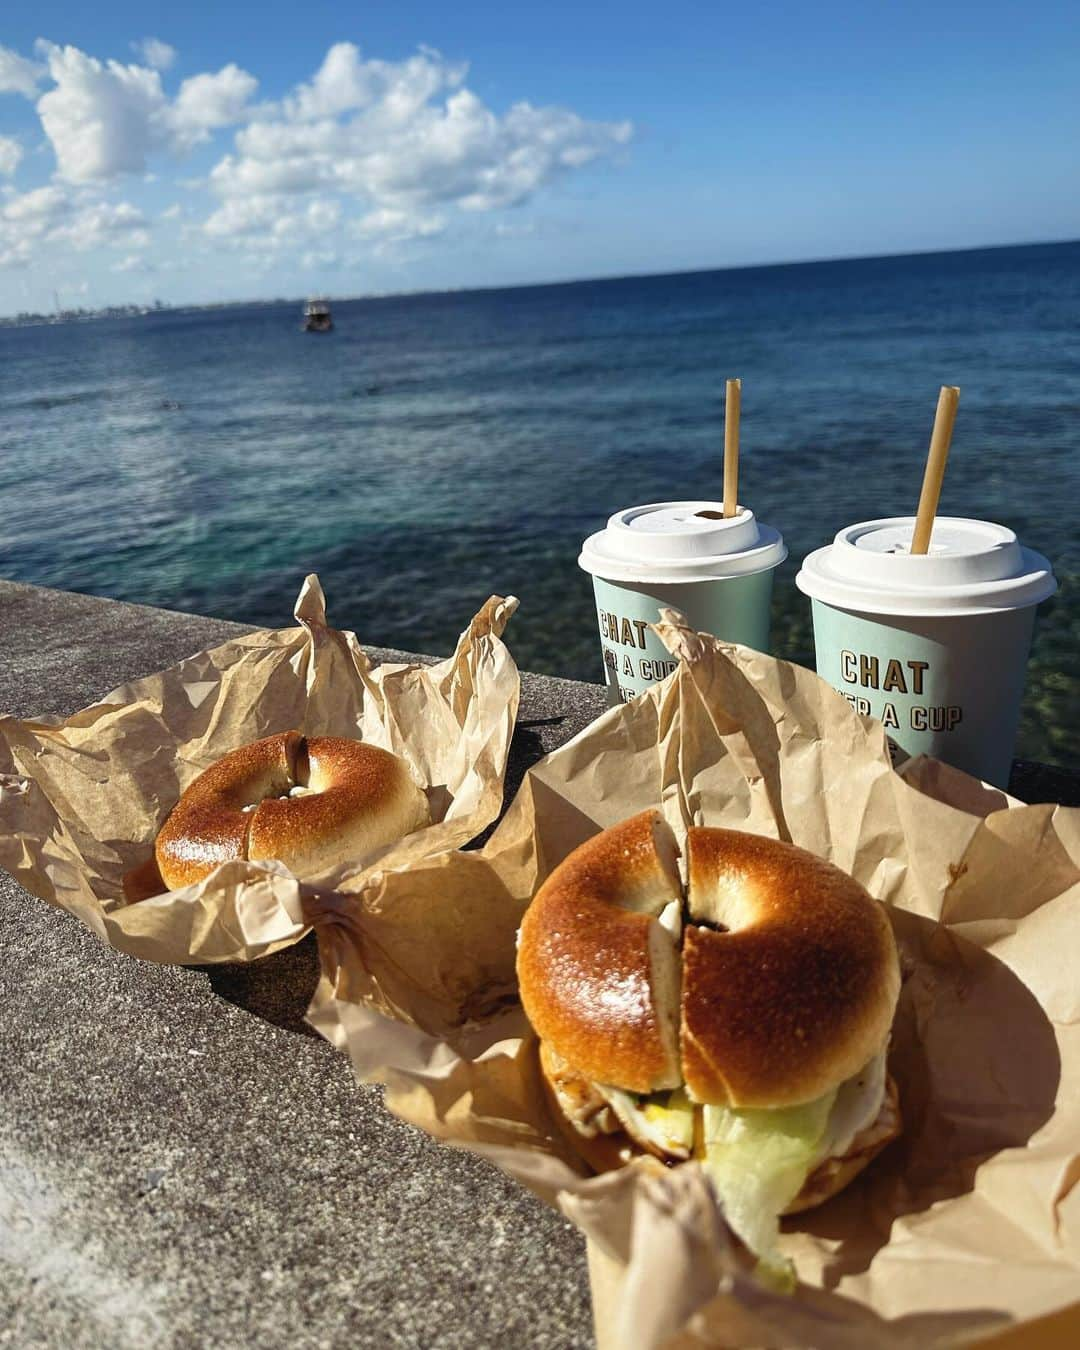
[132,38,176,72]
[171,65,258,147]
[0,242,31,267]
[48,200,149,251]
[0,186,148,271]
[204,42,632,246]
[304,197,341,232]
[0,185,73,267]
[111,251,153,273]
[0,136,22,176]
[240,250,276,273]
[285,42,466,123]
[355,206,445,242]
[203,194,281,238]
[2,185,72,234]
[300,248,340,269]
[208,145,326,198]
[204,193,341,244]
[33,41,256,182]
[0,36,632,286]
[36,43,168,181]
[0,44,43,98]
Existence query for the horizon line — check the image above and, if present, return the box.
[5,234,1079,323]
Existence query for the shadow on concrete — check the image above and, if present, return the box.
[471,719,554,850]
[202,933,323,1039]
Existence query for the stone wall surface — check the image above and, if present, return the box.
[0,582,604,1350]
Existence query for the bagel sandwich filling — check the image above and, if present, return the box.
[517,811,902,1291]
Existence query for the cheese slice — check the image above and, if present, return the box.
[602,1085,694,1158]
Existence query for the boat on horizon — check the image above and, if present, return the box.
[301,298,333,333]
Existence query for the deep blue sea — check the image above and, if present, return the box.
[1,242,1076,766]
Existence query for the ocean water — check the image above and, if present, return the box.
[1,242,1077,768]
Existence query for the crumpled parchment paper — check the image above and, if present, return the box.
[309,609,1080,1349]
[0,575,519,964]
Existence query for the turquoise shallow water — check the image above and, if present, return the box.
[0,242,1076,767]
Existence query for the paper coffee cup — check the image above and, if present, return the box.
[579,501,786,703]
[796,517,1056,787]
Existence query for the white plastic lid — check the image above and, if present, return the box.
[796,517,1056,616]
[578,502,786,584]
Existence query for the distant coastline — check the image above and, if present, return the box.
[3,236,1077,328]
[0,298,278,329]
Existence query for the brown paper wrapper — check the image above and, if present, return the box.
[0,575,519,964]
[310,611,1080,1348]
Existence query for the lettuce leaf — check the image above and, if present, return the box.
[701,1091,837,1291]
[597,1055,888,1292]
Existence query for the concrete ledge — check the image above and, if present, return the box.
[0,581,604,1350]
[0,581,1075,1348]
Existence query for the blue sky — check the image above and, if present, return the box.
[0,2,1077,311]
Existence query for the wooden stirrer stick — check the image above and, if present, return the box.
[723,378,741,518]
[910,385,960,554]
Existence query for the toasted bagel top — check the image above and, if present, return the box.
[681,828,900,1107]
[516,811,900,1108]
[516,812,683,1094]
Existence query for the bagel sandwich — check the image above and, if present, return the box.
[154,731,430,890]
[516,811,902,1288]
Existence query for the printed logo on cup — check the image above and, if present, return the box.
[596,600,680,702]
[836,650,961,732]
[797,517,1056,787]
[580,501,786,703]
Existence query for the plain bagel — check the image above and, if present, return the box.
[154,731,430,890]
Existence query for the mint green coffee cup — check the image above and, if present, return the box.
[797,517,1056,788]
[579,501,786,703]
